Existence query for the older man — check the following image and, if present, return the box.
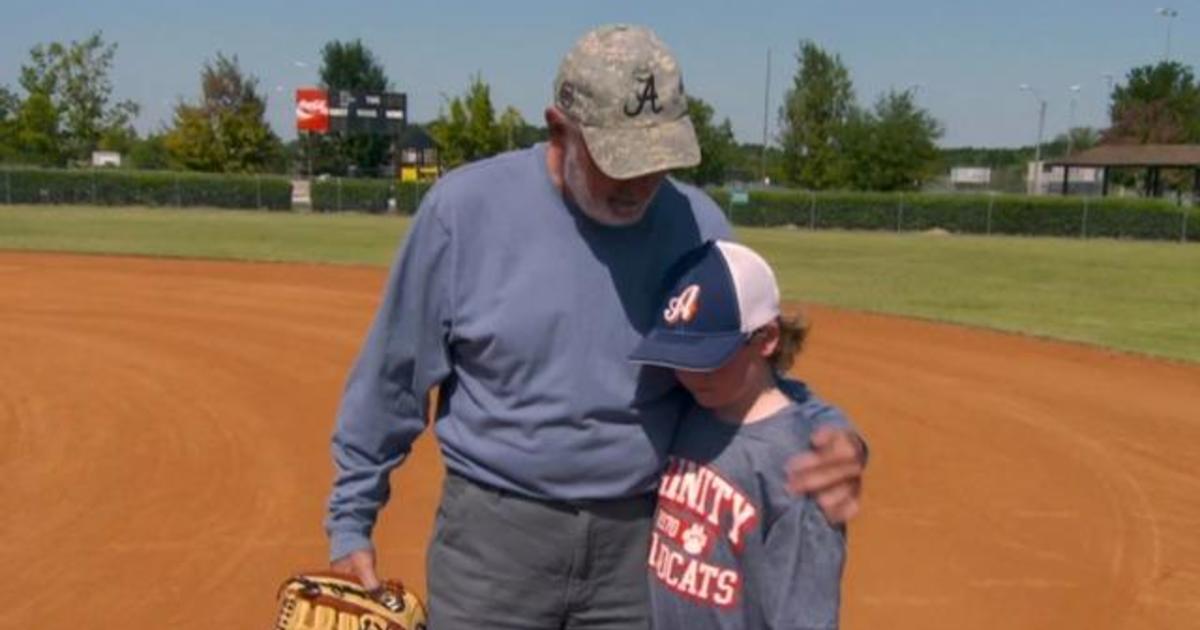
[326,24,866,630]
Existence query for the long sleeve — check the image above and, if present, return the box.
[778,378,870,466]
[761,500,847,630]
[325,191,454,561]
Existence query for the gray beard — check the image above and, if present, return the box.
[563,142,651,227]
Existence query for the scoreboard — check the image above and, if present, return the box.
[296,88,407,136]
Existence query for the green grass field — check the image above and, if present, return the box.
[2,205,1198,362]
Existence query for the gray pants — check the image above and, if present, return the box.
[427,472,656,630]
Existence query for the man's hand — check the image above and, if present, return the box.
[787,426,866,524]
[330,548,382,591]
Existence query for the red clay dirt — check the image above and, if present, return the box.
[0,252,1197,629]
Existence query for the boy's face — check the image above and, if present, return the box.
[674,331,775,411]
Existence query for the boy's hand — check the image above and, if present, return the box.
[787,426,866,524]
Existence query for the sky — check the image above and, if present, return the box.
[0,1,1194,148]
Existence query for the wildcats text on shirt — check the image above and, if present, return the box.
[649,457,762,609]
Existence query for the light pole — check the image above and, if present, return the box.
[1020,84,1048,194]
[1067,84,1082,155]
[1157,8,1179,61]
[1100,73,1116,128]
[760,47,771,185]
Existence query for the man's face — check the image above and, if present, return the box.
[562,131,667,227]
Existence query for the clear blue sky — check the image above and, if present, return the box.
[0,0,1192,148]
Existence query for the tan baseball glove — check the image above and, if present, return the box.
[274,571,428,630]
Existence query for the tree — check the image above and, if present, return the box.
[842,90,943,191]
[429,75,505,168]
[164,53,283,173]
[311,39,392,176]
[512,122,549,149]
[18,32,139,163]
[13,91,63,166]
[319,40,388,93]
[0,87,17,122]
[128,132,170,170]
[728,143,786,184]
[1044,127,1100,158]
[497,106,526,152]
[676,96,737,187]
[1104,61,1200,144]
[778,41,855,189]
[0,86,19,162]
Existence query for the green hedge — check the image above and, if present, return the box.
[709,189,1197,242]
[310,178,433,214]
[309,177,436,214]
[312,178,391,213]
[0,167,291,210]
[394,182,434,215]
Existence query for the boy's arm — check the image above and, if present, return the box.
[761,500,847,630]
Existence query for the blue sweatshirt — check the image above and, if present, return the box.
[326,144,733,559]
[649,382,847,630]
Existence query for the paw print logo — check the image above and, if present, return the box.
[681,523,708,555]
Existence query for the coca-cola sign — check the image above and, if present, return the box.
[295,88,329,133]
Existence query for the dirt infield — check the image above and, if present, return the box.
[1,251,1197,629]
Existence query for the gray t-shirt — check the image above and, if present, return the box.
[648,381,847,630]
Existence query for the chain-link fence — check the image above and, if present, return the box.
[0,166,292,210]
[713,188,1197,243]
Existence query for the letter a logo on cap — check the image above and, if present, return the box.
[663,284,701,325]
[624,73,663,117]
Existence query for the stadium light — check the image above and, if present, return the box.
[1020,84,1048,194]
[1157,8,1179,61]
[1067,85,1082,155]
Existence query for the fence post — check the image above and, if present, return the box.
[3,167,9,205]
[175,173,181,208]
[91,169,97,205]
[1081,197,1089,239]
[1183,209,1190,244]
[986,193,995,235]
[896,195,904,233]
[337,177,343,212]
[256,174,262,209]
[808,191,816,230]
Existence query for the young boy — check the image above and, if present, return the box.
[630,240,847,630]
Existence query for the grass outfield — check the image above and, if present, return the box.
[0,205,406,264]
[748,226,1200,363]
[2,205,1198,362]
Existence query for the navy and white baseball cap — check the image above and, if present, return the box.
[630,240,780,371]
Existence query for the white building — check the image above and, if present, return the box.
[1026,161,1103,195]
[91,151,122,168]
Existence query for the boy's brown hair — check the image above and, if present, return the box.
[766,311,810,374]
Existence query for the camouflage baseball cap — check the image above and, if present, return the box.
[554,24,701,180]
